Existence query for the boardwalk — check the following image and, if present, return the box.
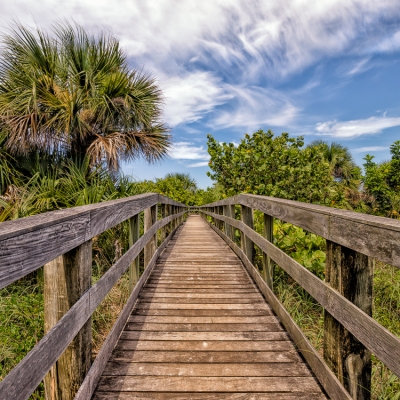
[93,215,328,399]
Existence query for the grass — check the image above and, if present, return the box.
[269,260,400,400]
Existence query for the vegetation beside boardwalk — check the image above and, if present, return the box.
[0,22,399,400]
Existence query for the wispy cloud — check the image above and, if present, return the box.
[212,85,299,129]
[168,142,209,160]
[316,116,400,138]
[161,71,232,127]
[352,146,388,153]
[187,161,209,168]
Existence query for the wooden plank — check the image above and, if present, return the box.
[127,316,276,323]
[133,303,270,310]
[93,393,328,400]
[137,298,264,304]
[114,340,294,352]
[119,331,289,341]
[203,210,400,379]
[123,322,284,332]
[109,350,301,363]
[132,309,274,317]
[102,362,312,377]
[138,293,263,298]
[95,376,323,393]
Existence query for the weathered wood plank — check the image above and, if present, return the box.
[109,350,301,363]
[123,322,284,332]
[93,393,327,400]
[95,376,323,393]
[102,362,312,376]
[119,331,289,341]
[114,340,294,352]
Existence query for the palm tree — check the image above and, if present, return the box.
[0,23,170,172]
[307,140,358,184]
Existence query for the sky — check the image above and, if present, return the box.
[1,0,400,188]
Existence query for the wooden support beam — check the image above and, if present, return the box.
[240,205,254,263]
[262,214,274,288]
[43,241,92,400]
[223,205,234,241]
[324,241,373,399]
[144,205,157,268]
[129,214,140,293]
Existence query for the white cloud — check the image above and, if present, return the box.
[161,71,232,127]
[374,30,400,53]
[187,161,209,168]
[353,146,388,153]
[212,85,299,129]
[168,142,209,160]
[346,57,372,76]
[316,116,400,138]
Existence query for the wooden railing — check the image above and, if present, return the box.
[198,194,400,400]
[0,193,187,400]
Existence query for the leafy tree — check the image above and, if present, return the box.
[363,141,400,218]
[0,23,170,173]
[207,129,334,204]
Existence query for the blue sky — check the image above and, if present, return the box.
[1,0,400,188]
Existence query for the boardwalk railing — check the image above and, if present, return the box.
[199,194,400,400]
[0,193,187,400]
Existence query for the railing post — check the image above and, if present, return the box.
[218,206,224,231]
[262,214,274,288]
[43,241,92,400]
[129,214,140,292]
[240,205,254,263]
[223,205,233,240]
[144,204,157,268]
[160,204,166,244]
[324,241,373,399]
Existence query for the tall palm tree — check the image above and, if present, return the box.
[307,140,358,184]
[0,23,170,172]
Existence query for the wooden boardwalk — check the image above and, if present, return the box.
[93,215,328,399]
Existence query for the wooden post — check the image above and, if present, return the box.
[241,205,254,263]
[44,241,92,400]
[159,204,166,245]
[324,241,373,399]
[144,204,157,268]
[165,204,171,237]
[218,206,224,231]
[129,214,140,293]
[262,214,274,288]
[223,205,231,239]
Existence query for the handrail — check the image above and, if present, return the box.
[198,195,400,400]
[0,194,187,400]
[0,193,184,289]
[202,193,400,268]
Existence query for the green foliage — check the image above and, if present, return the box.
[363,142,400,218]
[274,221,326,279]
[207,129,334,203]
[0,22,170,173]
